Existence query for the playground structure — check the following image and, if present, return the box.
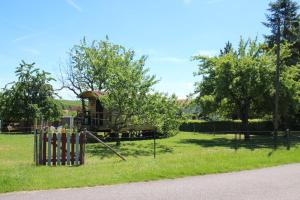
[76,91,156,137]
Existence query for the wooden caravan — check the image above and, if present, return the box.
[76,90,156,136]
[77,91,111,131]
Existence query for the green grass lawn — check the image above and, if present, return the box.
[1,132,300,193]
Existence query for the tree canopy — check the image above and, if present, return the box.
[193,38,275,138]
[62,38,181,143]
[0,61,62,128]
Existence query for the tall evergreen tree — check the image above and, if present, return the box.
[263,0,300,139]
[263,0,300,65]
[219,41,233,56]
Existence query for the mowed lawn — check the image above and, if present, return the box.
[1,132,300,193]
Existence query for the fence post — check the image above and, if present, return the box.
[43,132,47,165]
[70,116,74,130]
[48,132,52,166]
[153,131,156,159]
[57,133,61,165]
[61,129,67,165]
[75,129,80,165]
[286,129,290,150]
[80,132,85,164]
[34,129,38,165]
[0,119,2,133]
[71,133,75,165]
[67,131,71,165]
[38,118,44,165]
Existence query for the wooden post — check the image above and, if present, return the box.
[61,131,67,165]
[70,116,74,131]
[57,133,61,165]
[86,130,126,161]
[43,132,47,165]
[75,130,80,165]
[234,133,238,151]
[79,132,85,164]
[153,131,156,159]
[38,129,43,165]
[71,133,75,165]
[67,132,71,165]
[48,133,52,166]
[38,119,44,165]
[34,129,38,165]
[52,133,57,166]
[286,129,290,150]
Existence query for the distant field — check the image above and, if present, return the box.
[1,132,300,193]
[57,99,81,108]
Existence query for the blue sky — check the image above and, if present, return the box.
[0,0,279,99]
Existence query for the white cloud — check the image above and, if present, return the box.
[12,33,39,43]
[206,0,224,4]
[183,0,192,5]
[153,56,188,64]
[193,50,218,57]
[21,47,40,55]
[65,0,82,12]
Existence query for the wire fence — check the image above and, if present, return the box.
[2,125,300,152]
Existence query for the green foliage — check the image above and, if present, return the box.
[57,99,81,109]
[179,120,274,133]
[65,38,181,137]
[88,41,182,137]
[0,61,62,125]
[193,38,275,132]
[263,0,300,65]
[141,93,181,136]
[279,62,300,125]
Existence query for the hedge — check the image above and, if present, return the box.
[179,120,274,133]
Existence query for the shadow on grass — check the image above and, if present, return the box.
[86,142,173,159]
[180,134,300,151]
[0,132,33,135]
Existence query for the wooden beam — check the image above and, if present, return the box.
[86,131,126,161]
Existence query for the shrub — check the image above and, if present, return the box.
[179,120,274,133]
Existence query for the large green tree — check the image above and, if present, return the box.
[60,37,133,112]
[263,0,300,65]
[0,61,62,129]
[263,0,300,135]
[63,38,181,144]
[193,38,275,139]
[98,46,180,145]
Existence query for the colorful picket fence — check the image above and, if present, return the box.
[34,129,86,166]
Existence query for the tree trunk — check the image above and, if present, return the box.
[81,99,86,114]
[115,132,121,146]
[111,129,121,146]
[242,117,250,141]
[240,106,250,141]
[274,18,281,141]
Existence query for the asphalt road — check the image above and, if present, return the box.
[1,163,300,200]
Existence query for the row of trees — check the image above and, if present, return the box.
[0,37,181,137]
[193,0,300,139]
